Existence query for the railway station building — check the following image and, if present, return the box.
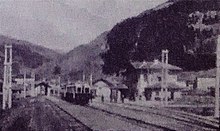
[128,59,186,101]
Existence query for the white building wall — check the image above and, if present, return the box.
[15,78,35,85]
[167,75,178,82]
[94,81,111,99]
[137,73,147,96]
[197,78,215,91]
[174,92,182,99]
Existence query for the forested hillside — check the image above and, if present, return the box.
[60,32,108,81]
[0,35,61,79]
[102,0,219,75]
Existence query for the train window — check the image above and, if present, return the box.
[77,87,81,93]
[82,86,85,93]
[67,87,72,92]
[85,88,89,93]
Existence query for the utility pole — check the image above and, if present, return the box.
[83,71,85,82]
[58,75,61,97]
[31,71,35,97]
[90,73,93,87]
[161,49,169,106]
[164,50,169,106]
[161,50,165,105]
[90,62,93,87]
[23,71,26,98]
[215,35,220,118]
[2,44,12,109]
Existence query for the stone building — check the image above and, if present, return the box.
[130,59,185,101]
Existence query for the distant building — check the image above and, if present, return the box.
[92,78,128,102]
[13,74,35,97]
[129,59,185,101]
[145,83,185,101]
[195,77,215,91]
[14,74,34,83]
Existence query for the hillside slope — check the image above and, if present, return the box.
[0,35,61,79]
[60,32,108,81]
[102,0,219,75]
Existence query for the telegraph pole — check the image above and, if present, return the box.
[31,71,35,97]
[164,50,169,106]
[215,35,220,118]
[83,71,85,82]
[90,73,93,87]
[58,75,61,97]
[161,50,165,105]
[23,71,26,98]
[2,44,12,109]
[161,49,169,106]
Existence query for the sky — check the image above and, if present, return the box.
[0,0,167,52]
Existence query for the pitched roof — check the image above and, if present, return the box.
[131,60,182,70]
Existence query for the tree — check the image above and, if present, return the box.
[53,65,61,75]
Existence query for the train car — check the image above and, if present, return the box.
[61,81,92,105]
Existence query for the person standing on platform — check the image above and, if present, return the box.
[101,95,104,103]
[110,94,113,103]
[121,94,124,103]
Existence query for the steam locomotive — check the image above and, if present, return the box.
[60,81,92,105]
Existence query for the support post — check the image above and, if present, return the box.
[58,76,61,97]
[161,49,169,106]
[164,50,169,106]
[215,35,220,118]
[2,44,12,109]
[23,71,26,98]
[161,50,165,105]
[83,71,85,82]
[8,45,12,108]
[2,45,7,110]
[31,71,35,97]
[90,73,93,87]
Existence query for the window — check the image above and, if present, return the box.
[85,88,90,93]
[158,77,161,81]
[82,86,85,93]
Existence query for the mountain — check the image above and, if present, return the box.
[60,31,108,81]
[0,0,166,51]
[102,0,220,75]
[0,35,61,79]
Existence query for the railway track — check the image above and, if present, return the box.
[84,105,174,131]
[46,99,92,131]
[123,103,219,129]
[47,96,219,130]
[90,101,219,131]
[47,97,174,130]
